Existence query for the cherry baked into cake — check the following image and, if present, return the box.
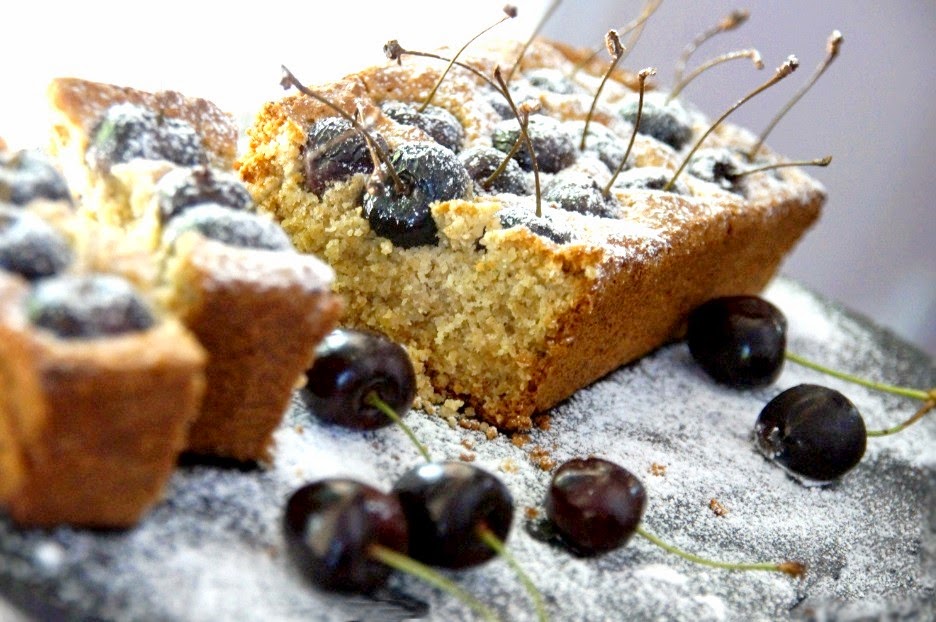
[238,37,825,430]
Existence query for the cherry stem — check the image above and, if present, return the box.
[664,57,799,193]
[732,156,832,178]
[364,392,431,462]
[866,399,935,437]
[635,526,806,577]
[483,133,525,190]
[580,31,625,151]
[476,525,548,622]
[280,66,407,195]
[369,544,501,622]
[572,0,659,76]
[604,68,654,196]
[387,43,502,94]
[672,9,751,86]
[785,351,932,402]
[748,30,843,160]
[667,49,763,103]
[493,67,542,217]
[420,8,515,112]
[506,0,562,84]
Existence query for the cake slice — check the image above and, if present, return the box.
[238,38,824,430]
[47,78,343,461]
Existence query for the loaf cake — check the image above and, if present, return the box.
[238,37,824,430]
[46,78,343,461]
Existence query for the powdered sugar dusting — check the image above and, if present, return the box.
[0,277,932,621]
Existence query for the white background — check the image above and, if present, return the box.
[2,0,933,358]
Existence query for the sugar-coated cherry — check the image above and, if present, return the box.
[0,150,72,206]
[87,103,207,171]
[283,478,409,593]
[392,461,514,569]
[26,274,155,339]
[155,166,253,222]
[687,148,743,192]
[498,205,573,245]
[0,207,72,281]
[381,101,465,154]
[486,82,541,119]
[619,97,693,151]
[755,384,867,484]
[611,166,687,194]
[544,173,618,218]
[545,457,646,556]
[302,117,390,196]
[302,328,416,430]
[491,115,577,173]
[571,120,629,172]
[161,203,293,251]
[524,69,582,95]
[688,296,787,388]
[363,141,470,248]
[459,146,530,196]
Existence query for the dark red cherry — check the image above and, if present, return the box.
[491,115,577,173]
[0,150,72,206]
[688,296,787,388]
[392,462,514,569]
[283,478,409,593]
[302,328,416,430]
[755,384,867,484]
[0,207,72,281]
[303,117,389,196]
[545,457,646,556]
[155,166,253,222]
[381,101,465,154]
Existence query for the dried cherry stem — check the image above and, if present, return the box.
[672,9,750,86]
[420,5,517,111]
[476,524,548,622]
[664,56,799,193]
[494,67,543,217]
[280,66,407,195]
[364,392,431,462]
[667,49,764,103]
[866,399,935,438]
[748,31,843,160]
[604,67,655,196]
[732,156,832,178]
[384,40,502,94]
[579,30,625,151]
[505,0,563,84]
[572,0,660,75]
[635,526,806,577]
[369,544,500,622]
[483,132,525,190]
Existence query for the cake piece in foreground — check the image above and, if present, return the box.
[238,38,825,430]
[46,78,343,461]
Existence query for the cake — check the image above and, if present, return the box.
[237,38,825,431]
[46,78,343,462]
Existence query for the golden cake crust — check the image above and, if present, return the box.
[0,274,206,527]
[239,37,824,430]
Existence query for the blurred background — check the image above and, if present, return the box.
[2,0,933,357]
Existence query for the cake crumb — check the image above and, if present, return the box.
[461,438,475,450]
[709,498,729,517]
[511,433,531,448]
[445,415,457,429]
[530,446,555,471]
[500,458,518,473]
[533,415,551,431]
[649,463,667,476]
[524,507,540,519]
[460,452,476,462]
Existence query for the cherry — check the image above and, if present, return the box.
[571,120,629,172]
[459,146,530,196]
[611,166,687,194]
[545,457,646,556]
[363,141,470,248]
[161,203,293,251]
[381,101,464,154]
[525,68,582,95]
[155,166,253,222]
[302,116,389,196]
[755,384,867,484]
[498,205,574,244]
[618,97,694,151]
[283,478,408,593]
[0,150,72,206]
[392,461,514,569]
[544,173,618,218]
[302,328,416,431]
[0,207,73,281]
[87,103,207,171]
[687,295,787,388]
[491,115,577,173]
[687,148,743,192]
[26,274,156,339]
